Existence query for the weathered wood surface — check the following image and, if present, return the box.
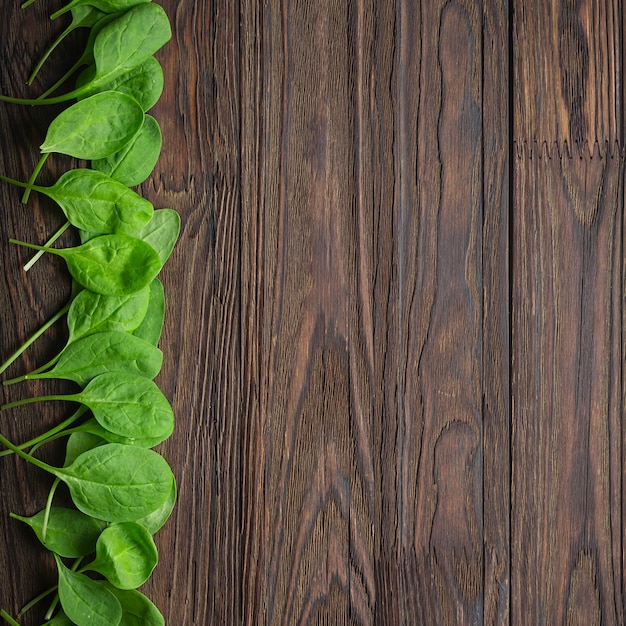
[0,1,622,625]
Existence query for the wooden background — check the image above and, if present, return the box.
[0,0,623,624]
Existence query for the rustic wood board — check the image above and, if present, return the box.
[0,1,622,625]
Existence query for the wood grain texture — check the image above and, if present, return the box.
[512,1,624,624]
[514,0,621,153]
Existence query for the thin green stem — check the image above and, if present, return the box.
[28,26,74,86]
[23,221,71,272]
[42,477,61,541]
[0,301,69,376]
[16,585,57,617]
[0,431,57,475]
[1,393,76,410]
[0,92,75,106]
[0,610,20,626]
[37,60,84,100]
[0,174,32,190]
[26,352,62,378]
[21,0,40,7]
[44,594,60,622]
[8,239,50,254]
[22,153,49,202]
[0,406,87,458]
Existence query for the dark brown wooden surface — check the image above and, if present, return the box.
[0,1,623,625]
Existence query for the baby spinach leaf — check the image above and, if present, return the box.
[10,507,106,558]
[102,588,164,626]
[14,330,163,386]
[92,115,162,186]
[0,5,171,106]
[82,57,164,112]
[56,555,122,626]
[0,434,176,524]
[10,234,162,296]
[73,4,171,100]
[58,444,176,523]
[86,522,158,589]
[6,372,174,442]
[67,287,151,342]
[133,209,180,264]
[131,279,165,345]
[52,0,151,20]
[1,169,153,235]
[41,91,144,160]
[77,373,174,440]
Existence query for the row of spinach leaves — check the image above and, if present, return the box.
[0,2,178,625]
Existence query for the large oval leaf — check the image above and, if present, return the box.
[88,522,158,589]
[41,91,144,160]
[76,372,174,441]
[34,330,163,386]
[56,555,122,626]
[43,169,154,235]
[57,444,175,523]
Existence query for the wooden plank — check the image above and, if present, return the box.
[482,0,511,623]
[257,1,363,621]
[512,149,624,626]
[512,1,624,623]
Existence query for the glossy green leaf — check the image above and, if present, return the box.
[10,507,106,558]
[76,4,171,98]
[84,57,164,112]
[93,115,162,186]
[87,522,157,589]
[132,209,180,265]
[104,588,164,626]
[23,330,163,385]
[1,169,153,234]
[41,91,144,160]
[10,235,162,296]
[56,444,175,523]
[67,287,151,342]
[56,555,122,626]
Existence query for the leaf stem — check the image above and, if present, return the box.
[24,221,71,272]
[37,60,84,100]
[0,301,69,376]
[41,477,61,541]
[1,394,76,410]
[22,153,49,202]
[8,239,48,253]
[0,431,57,475]
[0,406,87,458]
[0,610,20,626]
[16,584,57,617]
